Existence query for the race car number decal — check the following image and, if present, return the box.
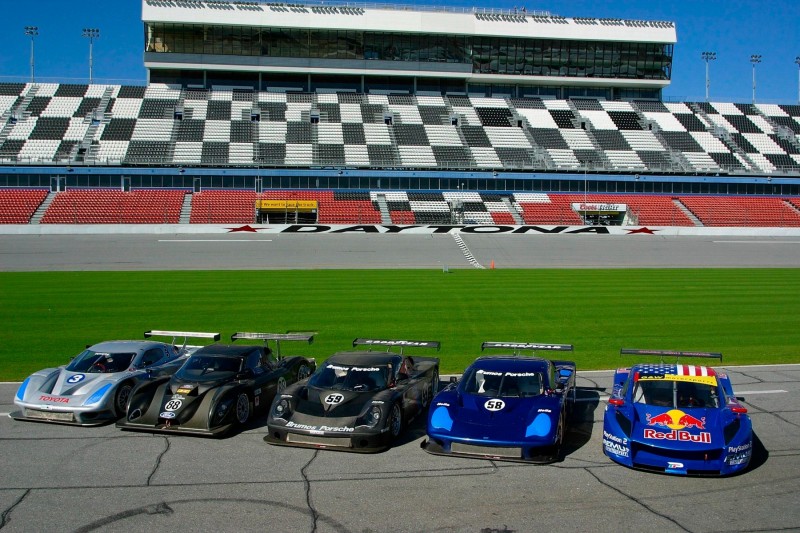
[484,399,505,411]
[164,399,183,411]
[66,374,85,384]
[324,393,344,405]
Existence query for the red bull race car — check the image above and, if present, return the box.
[603,349,752,476]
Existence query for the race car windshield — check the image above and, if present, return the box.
[66,350,136,374]
[462,369,543,397]
[633,379,719,408]
[176,355,242,380]
[309,363,388,392]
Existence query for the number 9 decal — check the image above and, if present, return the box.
[484,399,505,411]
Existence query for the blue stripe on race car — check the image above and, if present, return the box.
[525,412,551,437]
[431,406,453,431]
[16,378,30,401]
[83,383,112,406]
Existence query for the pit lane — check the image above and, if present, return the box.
[1,365,799,532]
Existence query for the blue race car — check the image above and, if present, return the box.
[421,341,576,463]
[603,349,752,476]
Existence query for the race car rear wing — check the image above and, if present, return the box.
[144,330,221,354]
[621,348,723,362]
[231,332,315,360]
[353,338,440,355]
[481,341,574,356]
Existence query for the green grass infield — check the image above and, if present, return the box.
[1,268,799,381]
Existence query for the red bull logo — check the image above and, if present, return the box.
[646,409,705,430]
[645,409,710,443]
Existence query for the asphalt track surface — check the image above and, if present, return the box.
[1,367,799,533]
[2,232,800,532]
[3,232,800,270]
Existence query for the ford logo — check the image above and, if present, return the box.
[160,411,177,419]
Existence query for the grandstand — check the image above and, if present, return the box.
[0,0,799,227]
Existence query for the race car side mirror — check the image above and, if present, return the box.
[237,368,255,380]
[449,376,458,384]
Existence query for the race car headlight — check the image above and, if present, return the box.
[365,405,382,428]
[213,398,234,424]
[16,378,30,401]
[83,383,112,406]
[430,406,453,431]
[273,398,292,419]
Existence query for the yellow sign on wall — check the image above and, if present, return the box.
[256,200,318,211]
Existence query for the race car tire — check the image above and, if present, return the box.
[388,403,403,439]
[115,382,133,417]
[235,392,251,425]
[554,413,565,457]
[297,364,311,381]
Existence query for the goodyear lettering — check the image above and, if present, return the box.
[40,395,69,403]
[643,429,712,443]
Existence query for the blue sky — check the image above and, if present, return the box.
[1,0,797,103]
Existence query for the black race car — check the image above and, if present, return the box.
[265,338,440,452]
[117,332,316,436]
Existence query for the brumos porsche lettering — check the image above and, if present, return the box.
[39,395,69,403]
[643,429,712,443]
[286,421,355,433]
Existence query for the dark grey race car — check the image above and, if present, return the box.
[117,332,316,437]
[266,338,440,452]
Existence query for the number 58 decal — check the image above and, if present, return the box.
[484,399,505,411]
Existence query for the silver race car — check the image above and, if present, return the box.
[11,330,219,426]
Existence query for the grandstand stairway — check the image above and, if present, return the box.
[180,193,192,223]
[374,193,392,224]
[672,198,703,226]
[28,191,55,225]
[502,196,524,224]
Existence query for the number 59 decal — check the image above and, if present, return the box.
[484,399,505,411]
[324,393,344,405]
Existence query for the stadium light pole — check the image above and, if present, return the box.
[795,56,800,104]
[24,26,38,83]
[750,54,761,104]
[701,51,716,102]
[82,28,100,84]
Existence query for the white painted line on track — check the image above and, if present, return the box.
[735,390,787,395]
[158,239,273,243]
[713,241,800,244]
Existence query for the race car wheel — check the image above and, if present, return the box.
[235,392,251,425]
[389,403,403,439]
[553,413,565,458]
[297,364,311,381]
[114,383,133,417]
[277,376,287,393]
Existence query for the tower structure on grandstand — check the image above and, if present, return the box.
[143,0,675,101]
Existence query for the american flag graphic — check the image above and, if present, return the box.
[637,364,715,377]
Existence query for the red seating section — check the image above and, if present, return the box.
[191,190,257,223]
[0,189,48,224]
[5,187,800,227]
[678,196,800,227]
[190,190,382,224]
[41,189,185,224]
